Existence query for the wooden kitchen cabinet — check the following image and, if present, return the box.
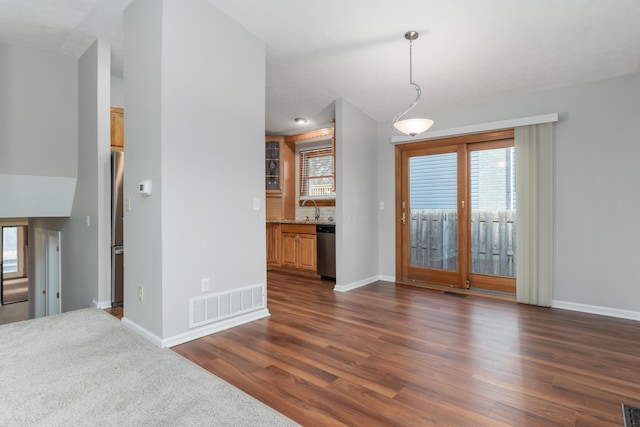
[281,232,298,269]
[266,194,284,220]
[280,224,316,273]
[266,223,281,269]
[110,107,124,151]
[265,136,294,220]
[297,233,317,271]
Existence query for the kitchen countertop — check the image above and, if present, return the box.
[267,219,335,225]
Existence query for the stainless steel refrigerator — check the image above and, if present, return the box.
[111,151,124,306]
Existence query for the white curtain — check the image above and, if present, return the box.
[515,123,554,306]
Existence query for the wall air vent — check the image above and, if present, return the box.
[189,283,265,328]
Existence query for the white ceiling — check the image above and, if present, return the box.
[1,0,639,135]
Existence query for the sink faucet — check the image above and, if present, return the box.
[301,199,320,221]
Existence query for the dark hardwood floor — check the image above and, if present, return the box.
[105,305,123,319]
[172,271,640,426]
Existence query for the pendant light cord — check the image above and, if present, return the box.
[409,38,414,84]
[393,36,422,124]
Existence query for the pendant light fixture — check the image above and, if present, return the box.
[392,31,434,136]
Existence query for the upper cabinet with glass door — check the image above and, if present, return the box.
[265,136,295,220]
[265,136,284,193]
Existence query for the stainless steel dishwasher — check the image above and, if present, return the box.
[316,224,335,280]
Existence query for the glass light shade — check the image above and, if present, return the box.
[392,118,434,136]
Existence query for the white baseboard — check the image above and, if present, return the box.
[162,308,270,348]
[334,275,379,292]
[333,275,396,292]
[93,299,112,309]
[121,317,163,347]
[122,308,270,348]
[552,300,640,321]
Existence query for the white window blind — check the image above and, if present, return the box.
[299,147,335,198]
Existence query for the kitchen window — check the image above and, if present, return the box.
[299,146,335,202]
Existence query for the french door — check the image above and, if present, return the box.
[396,130,516,294]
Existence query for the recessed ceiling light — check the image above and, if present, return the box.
[294,117,308,124]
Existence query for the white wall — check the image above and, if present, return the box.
[160,0,266,339]
[60,39,111,311]
[335,99,379,290]
[0,44,78,217]
[378,72,640,315]
[123,0,164,338]
[110,75,125,108]
[124,0,266,342]
[377,121,396,280]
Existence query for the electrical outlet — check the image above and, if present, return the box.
[201,278,210,293]
[138,285,143,302]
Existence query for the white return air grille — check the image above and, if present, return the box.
[189,284,265,328]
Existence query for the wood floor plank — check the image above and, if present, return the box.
[393,385,514,427]
[326,378,441,426]
[172,271,640,426]
[252,365,400,427]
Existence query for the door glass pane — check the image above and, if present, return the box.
[3,227,18,274]
[470,147,516,277]
[409,153,457,271]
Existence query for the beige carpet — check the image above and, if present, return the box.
[0,309,298,426]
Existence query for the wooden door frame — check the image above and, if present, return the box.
[395,130,515,294]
